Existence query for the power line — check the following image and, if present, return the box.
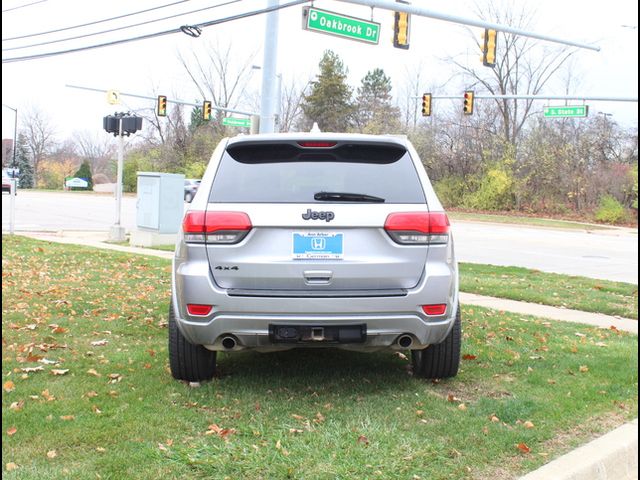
[3,0,243,52]
[2,0,47,14]
[2,0,309,63]
[2,0,191,42]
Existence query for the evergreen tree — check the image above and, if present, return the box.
[73,160,93,190]
[301,50,354,132]
[14,133,34,189]
[354,68,401,134]
[189,105,207,132]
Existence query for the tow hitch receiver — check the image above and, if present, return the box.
[269,324,366,344]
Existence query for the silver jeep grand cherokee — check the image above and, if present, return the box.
[170,133,460,381]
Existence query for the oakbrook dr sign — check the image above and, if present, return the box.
[302,7,381,44]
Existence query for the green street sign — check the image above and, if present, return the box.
[543,105,589,118]
[302,7,380,44]
[222,117,251,127]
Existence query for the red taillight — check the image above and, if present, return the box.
[297,141,337,148]
[422,304,447,316]
[384,212,450,244]
[182,211,252,244]
[187,304,213,316]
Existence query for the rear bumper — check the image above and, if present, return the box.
[171,248,459,352]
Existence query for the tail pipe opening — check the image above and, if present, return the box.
[397,335,413,348]
[221,336,237,350]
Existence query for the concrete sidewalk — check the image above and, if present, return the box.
[10,230,639,480]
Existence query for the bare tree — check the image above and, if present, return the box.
[178,40,257,136]
[21,107,57,185]
[450,1,577,145]
[73,130,117,179]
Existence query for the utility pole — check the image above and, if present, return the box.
[259,0,280,134]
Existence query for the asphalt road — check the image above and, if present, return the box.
[2,190,638,284]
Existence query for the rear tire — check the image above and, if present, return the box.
[411,308,461,379]
[168,303,217,381]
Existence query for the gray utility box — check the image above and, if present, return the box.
[136,172,185,234]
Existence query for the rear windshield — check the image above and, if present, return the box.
[208,143,426,204]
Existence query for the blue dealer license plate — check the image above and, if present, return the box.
[293,232,343,259]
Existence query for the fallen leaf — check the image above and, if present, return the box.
[91,405,102,414]
[9,401,24,411]
[594,342,608,348]
[51,369,69,376]
[84,391,98,398]
[275,439,282,450]
[523,421,535,429]
[395,352,408,361]
[21,366,44,373]
[96,447,106,453]
[86,369,101,377]
[90,340,108,347]
[516,443,531,454]
[7,426,17,436]
[458,403,467,411]
[60,415,75,421]
[291,414,305,421]
[579,365,589,373]
[289,428,304,434]
[46,450,57,459]
[158,443,168,452]
[447,394,460,403]
[416,410,424,417]
[3,380,15,392]
[314,412,325,423]
[462,354,477,360]
[42,389,55,401]
[489,414,500,423]
[357,435,370,446]
[6,463,18,471]
[574,332,586,337]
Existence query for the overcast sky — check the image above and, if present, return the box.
[2,0,638,142]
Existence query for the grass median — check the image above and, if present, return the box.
[460,263,638,320]
[2,235,637,479]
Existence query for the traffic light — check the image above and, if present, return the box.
[393,11,410,49]
[421,93,432,117]
[203,101,212,121]
[157,95,167,117]
[463,91,474,115]
[481,29,497,67]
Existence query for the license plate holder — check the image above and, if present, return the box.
[293,232,343,259]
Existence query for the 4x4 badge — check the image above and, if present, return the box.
[302,209,335,222]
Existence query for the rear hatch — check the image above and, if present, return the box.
[201,139,432,293]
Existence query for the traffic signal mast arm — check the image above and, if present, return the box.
[411,94,638,102]
[65,84,258,117]
[337,0,600,51]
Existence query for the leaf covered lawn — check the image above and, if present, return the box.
[2,235,637,479]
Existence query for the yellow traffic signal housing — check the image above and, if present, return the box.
[157,95,167,117]
[203,101,212,121]
[481,29,497,67]
[393,11,410,49]
[463,91,474,115]
[421,93,432,117]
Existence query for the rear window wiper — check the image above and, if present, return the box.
[314,191,385,203]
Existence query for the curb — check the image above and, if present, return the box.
[519,419,638,480]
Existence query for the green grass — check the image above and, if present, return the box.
[460,263,638,320]
[2,235,637,479]
[449,211,615,230]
